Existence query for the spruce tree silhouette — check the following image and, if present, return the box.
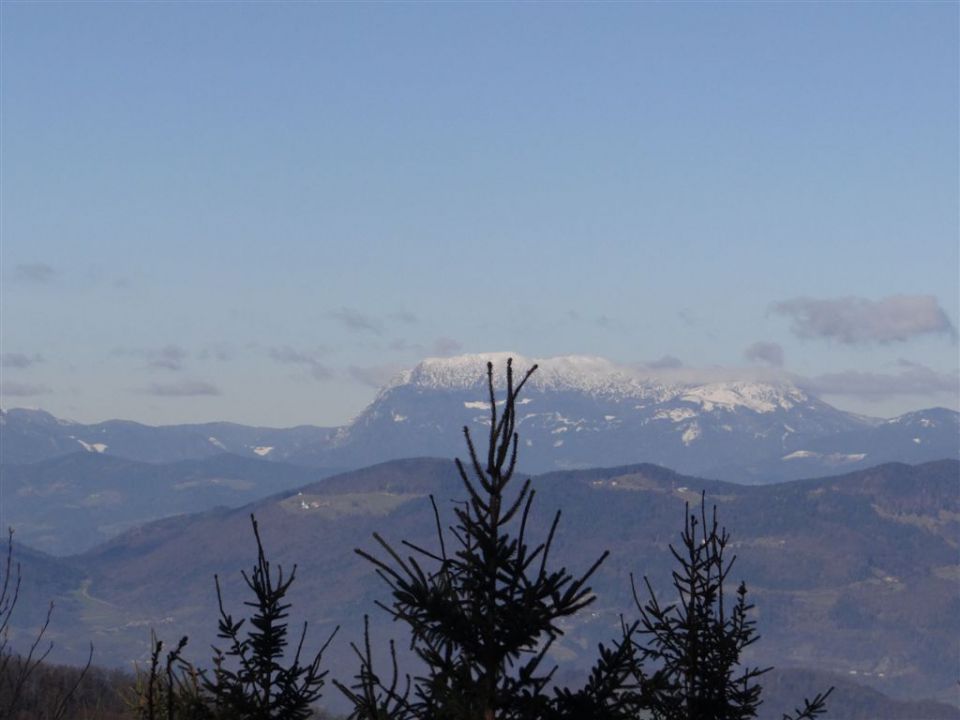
[202,515,337,719]
[338,359,832,720]
[337,359,632,720]
[134,515,336,720]
[627,494,832,720]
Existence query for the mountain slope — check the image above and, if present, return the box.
[26,457,957,707]
[1,452,334,554]
[0,408,335,465]
[292,353,957,481]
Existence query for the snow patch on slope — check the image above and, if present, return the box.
[783,450,819,460]
[654,408,697,422]
[680,382,807,414]
[681,423,701,446]
[74,438,108,453]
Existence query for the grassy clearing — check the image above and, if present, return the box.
[278,491,423,519]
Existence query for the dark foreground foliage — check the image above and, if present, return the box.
[0,660,132,720]
[336,360,623,719]
[8,360,838,720]
[625,496,831,720]
[134,516,337,720]
[338,360,832,720]
[0,528,95,719]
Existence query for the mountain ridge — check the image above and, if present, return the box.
[3,353,957,481]
[9,457,955,710]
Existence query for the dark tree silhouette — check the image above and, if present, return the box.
[338,359,628,720]
[135,515,336,720]
[203,515,336,719]
[628,494,832,720]
[339,359,832,720]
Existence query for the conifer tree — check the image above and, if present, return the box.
[339,359,833,720]
[135,515,336,720]
[627,495,831,720]
[338,359,628,720]
[202,515,336,720]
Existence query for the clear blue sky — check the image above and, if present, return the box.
[2,1,957,426]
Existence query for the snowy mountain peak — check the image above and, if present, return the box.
[394,352,531,390]
[678,381,810,414]
[884,407,960,427]
[383,353,811,412]
[388,352,669,400]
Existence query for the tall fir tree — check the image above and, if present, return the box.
[133,515,336,720]
[338,359,631,720]
[627,495,831,720]
[339,359,832,720]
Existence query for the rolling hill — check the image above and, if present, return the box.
[1,452,336,554]
[9,457,954,712]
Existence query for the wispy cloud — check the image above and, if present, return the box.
[596,314,629,332]
[1,381,51,397]
[142,380,221,397]
[644,355,683,370]
[677,308,699,327]
[15,262,55,284]
[349,364,404,388]
[634,363,787,386]
[432,337,463,357]
[773,295,956,344]
[633,354,957,405]
[115,345,189,371]
[798,362,959,401]
[146,345,188,371]
[199,343,236,362]
[743,341,784,367]
[388,311,418,325]
[332,307,384,335]
[388,338,424,353]
[269,346,333,381]
[1,352,43,369]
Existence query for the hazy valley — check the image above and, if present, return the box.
[2,355,958,717]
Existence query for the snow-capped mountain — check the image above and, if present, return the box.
[0,407,336,466]
[3,353,957,483]
[308,353,880,481]
[392,352,672,400]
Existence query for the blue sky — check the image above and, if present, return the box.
[2,1,957,426]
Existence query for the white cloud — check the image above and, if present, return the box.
[773,295,956,344]
[799,362,959,401]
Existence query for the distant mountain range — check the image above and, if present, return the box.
[4,353,958,481]
[1,452,335,554]
[11,457,958,714]
[3,353,957,715]
[0,407,335,465]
